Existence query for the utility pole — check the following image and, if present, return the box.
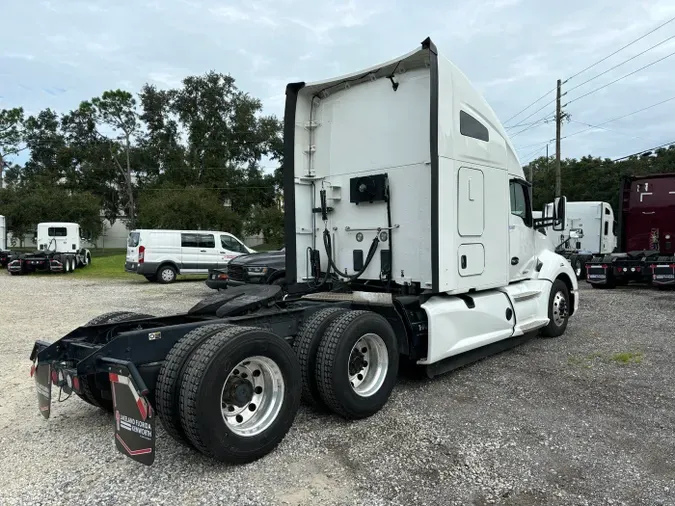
[555,79,562,197]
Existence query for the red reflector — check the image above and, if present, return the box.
[636,267,641,272]
[51,370,58,384]
[30,364,36,378]
[602,264,607,269]
[650,265,656,269]
[671,264,675,269]
[72,376,80,391]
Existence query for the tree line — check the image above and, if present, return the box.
[527,145,675,212]
[0,71,284,247]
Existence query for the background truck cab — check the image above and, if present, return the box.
[125,229,255,283]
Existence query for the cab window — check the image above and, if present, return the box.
[221,235,247,253]
[509,180,532,226]
[48,227,68,237]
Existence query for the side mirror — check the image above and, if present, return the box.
[552,196,566,231]
[569,228,584,239]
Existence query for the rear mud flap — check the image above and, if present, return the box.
[33,362,52,419]
[109,365,156,466]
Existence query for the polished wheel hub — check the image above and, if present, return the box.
[552,291,568,326]
[348,333,388,398]
[220,356,284,437]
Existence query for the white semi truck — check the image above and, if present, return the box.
[29,39,578,467]
[544,201,617,278]
[7,222,92,275]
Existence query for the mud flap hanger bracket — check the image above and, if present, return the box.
[98,357,149,396]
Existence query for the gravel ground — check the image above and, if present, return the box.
[1,274,674,506]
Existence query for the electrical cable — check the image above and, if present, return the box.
[560,95,675,141]
[565,34,675,94]
[565,14,675,82]
[565,49,675,106]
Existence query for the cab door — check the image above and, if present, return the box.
[218,234,249,268]
[508,179,536,282]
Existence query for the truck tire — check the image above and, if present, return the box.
[78,311,156,411]
[314,310,399,419]
[292,307,348,408]
[540,279,570,338]
[179,326,301,463]
[155,324,232,444]
[573,259,586,279]
[157,264,177,284]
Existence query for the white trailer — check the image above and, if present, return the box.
[7,222,92,275]
[0,215,6,251]
[544,201,617,278]
[30,38,579,467]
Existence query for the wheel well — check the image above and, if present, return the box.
[556,273,575,316]
[157,261,179,275]
[267,271,286,284]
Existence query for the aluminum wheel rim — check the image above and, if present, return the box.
[220,356,285,437]
[552,291,568,326]
[348,333,389,397]
[161,269,174,282]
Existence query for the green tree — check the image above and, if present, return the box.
[136,186,241,234]
[0,108,25,187]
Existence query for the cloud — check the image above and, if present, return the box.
[1,0,674,163]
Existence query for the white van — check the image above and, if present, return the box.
[125,229,255,283]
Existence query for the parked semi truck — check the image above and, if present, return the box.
[545,201,617,279]
[7,222,92,275]
[29,39,578,467]
[586,173,675,288]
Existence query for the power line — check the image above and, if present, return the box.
[565,14,675,82]
[612,139,675,161]
[503,16,675,129]
[565,34,675,94]
[503,87,557,126]
[560,95,675,141]
[567,119,660,143]
[510,111,556,138]
[565,48,675,106]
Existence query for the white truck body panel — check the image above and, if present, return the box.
[545,201,616,254]
[0,215,6,250]
[37,222,82,253]
[285,39,578,366]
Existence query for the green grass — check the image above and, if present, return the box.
[72,253,130,279]
[610,352,644,365]
[72,252,205,282]
[567,351,644,367]
[252,242,283,252]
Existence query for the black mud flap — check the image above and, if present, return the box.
[33,362,52,419]
[109,365,156,466]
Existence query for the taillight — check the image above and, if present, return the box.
[602,264,607,269]
[139,245,145,264]
[72,376,80,392]
[636,267,641,272]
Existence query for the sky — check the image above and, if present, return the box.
[2,0,675,169]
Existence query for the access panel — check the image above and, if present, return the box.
[457,167,484,237]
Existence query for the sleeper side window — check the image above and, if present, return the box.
[460,110,489,142]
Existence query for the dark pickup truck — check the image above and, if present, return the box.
[1,250,17,268]
[206,248,285,290]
